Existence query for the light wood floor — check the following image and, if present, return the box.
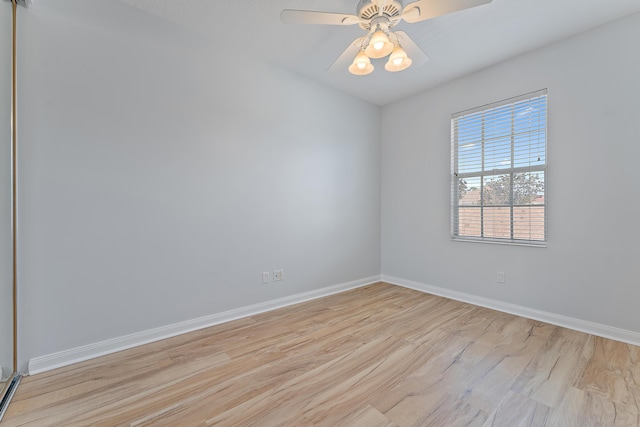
[4,283,640,426]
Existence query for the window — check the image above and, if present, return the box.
[451,90,547,246]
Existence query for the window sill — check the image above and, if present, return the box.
[451,236,547,248]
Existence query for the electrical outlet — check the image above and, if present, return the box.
[274,269,284,282]
[497,271,505,283]
[262,271,270,284]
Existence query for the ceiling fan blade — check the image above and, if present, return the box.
[394,31,429,66]
[402,0,491,24]
[281,9,361,26]
[327,37,366,73]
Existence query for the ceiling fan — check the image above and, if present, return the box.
[281,0,492,75]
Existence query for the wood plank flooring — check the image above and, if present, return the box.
[3,282,640,426]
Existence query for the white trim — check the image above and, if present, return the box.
[28,276,381,375]
[381,275,640,347]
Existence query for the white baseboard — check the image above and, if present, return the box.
[382,275,640,347]
[31,274,639,375]
[28,275,381,375]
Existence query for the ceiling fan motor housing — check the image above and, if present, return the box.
[357,0,403,30]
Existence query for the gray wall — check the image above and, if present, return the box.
[17,0,381,371]
[1,1,13,380]
[381,13,640,333]
[15,1,640,373]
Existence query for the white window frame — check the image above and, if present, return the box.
[451,89,548,247]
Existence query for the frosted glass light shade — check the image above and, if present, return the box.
[349,51,374,75]
[364,30,394,59]
[385,46,412,72]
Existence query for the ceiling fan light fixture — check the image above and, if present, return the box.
[364,29,394,58]
[349,51,374,75]
[282,0,495,76]
[385,45,412,72]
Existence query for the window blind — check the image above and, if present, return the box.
[451,89,547,246]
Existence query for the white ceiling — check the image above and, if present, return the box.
[117,0,640,106]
